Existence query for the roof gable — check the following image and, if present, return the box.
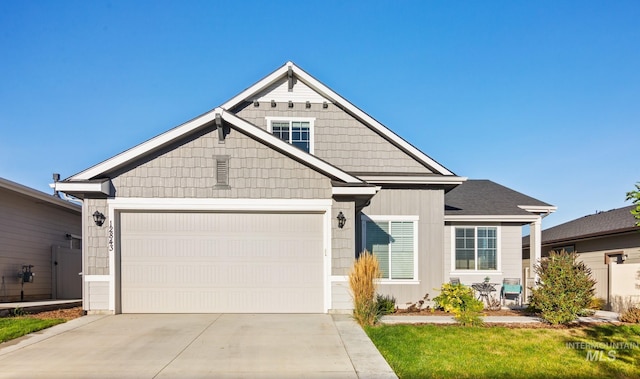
[64,62,461,187]
[223,61,456,176]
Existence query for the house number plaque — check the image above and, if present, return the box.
[108,220,114,252]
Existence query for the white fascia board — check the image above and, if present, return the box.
[107,197,333,212]
[219,110,362,184]
[71,110,218,180]
[220,64,290,110]
[331,186,380,196]
[358,175,467,185]
[444,214,541,222]
[518,205,557,214]
[0,177,81,212]
[55,180,111,196]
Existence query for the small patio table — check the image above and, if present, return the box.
[471,282,498,306]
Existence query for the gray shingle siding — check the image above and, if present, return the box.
[332,199,355,276]
[235,102,432,174]
[110,127,332,199]
[86,198,109,275]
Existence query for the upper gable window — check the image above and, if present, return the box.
[266,117,315,153]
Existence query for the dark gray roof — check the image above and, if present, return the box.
[523,205,638,246]
[445,179,553,216]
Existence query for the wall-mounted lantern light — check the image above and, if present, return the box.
[337,211,346,229]
[93,211,106,227]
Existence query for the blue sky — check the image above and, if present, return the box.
[1,1,638,229]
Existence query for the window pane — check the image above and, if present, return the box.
[455,228,475,270]
[271,122,290,142]
[390,222,414,279]
[291,123,310,152]
[477,227,497,270]
[365,221,390,279]
[478,249,497,270]
[456,249,475,270]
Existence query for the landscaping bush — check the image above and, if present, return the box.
[349,251,381,326]
[433,283,484,326]
[528,250,596,325]
[620,306,640,323]
[376,294,396,316]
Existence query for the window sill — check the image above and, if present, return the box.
[450,271,503,276]
[375,279,420,285]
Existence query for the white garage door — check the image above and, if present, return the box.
[119,212,324,313]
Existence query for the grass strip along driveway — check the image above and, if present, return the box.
[366,324,640,379]
[0,318,65,343]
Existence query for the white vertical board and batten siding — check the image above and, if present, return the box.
[253,77,330,104]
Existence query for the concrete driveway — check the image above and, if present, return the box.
[0,314,396,379]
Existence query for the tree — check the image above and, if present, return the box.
[626,182,640,226]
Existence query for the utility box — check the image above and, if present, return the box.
[20,265,34,283]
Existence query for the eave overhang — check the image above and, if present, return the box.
[54,179,112,197]
[445,214,542,223]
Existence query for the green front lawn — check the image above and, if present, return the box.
[366,324,640,379]
[0,318,65,343]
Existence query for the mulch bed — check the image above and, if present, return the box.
[24,307,84,321]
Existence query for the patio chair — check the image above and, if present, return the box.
[449,277,460,285]
[500,278,522,306]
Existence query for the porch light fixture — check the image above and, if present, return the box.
[271,100,276,107]
[337,211,346,229]
[253,100,259,107]
[93,211,106,227]
[288,100,294,108]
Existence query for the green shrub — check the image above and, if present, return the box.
[349,251,381,326]
[528,250,596,325]
[620,306,640,323]
[376,294,396,316]
[433,283,484,326]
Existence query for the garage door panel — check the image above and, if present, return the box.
[120,212,324,313]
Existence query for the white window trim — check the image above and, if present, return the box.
[450,225,501,273]
[362,215,419,283]
[266,117,315,154]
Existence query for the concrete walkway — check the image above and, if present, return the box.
[0,313,396,379]
[380,310,620,325]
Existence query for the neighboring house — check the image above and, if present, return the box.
[0,177,82,302]
[523,206,640,311]
[54,62,554,314]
